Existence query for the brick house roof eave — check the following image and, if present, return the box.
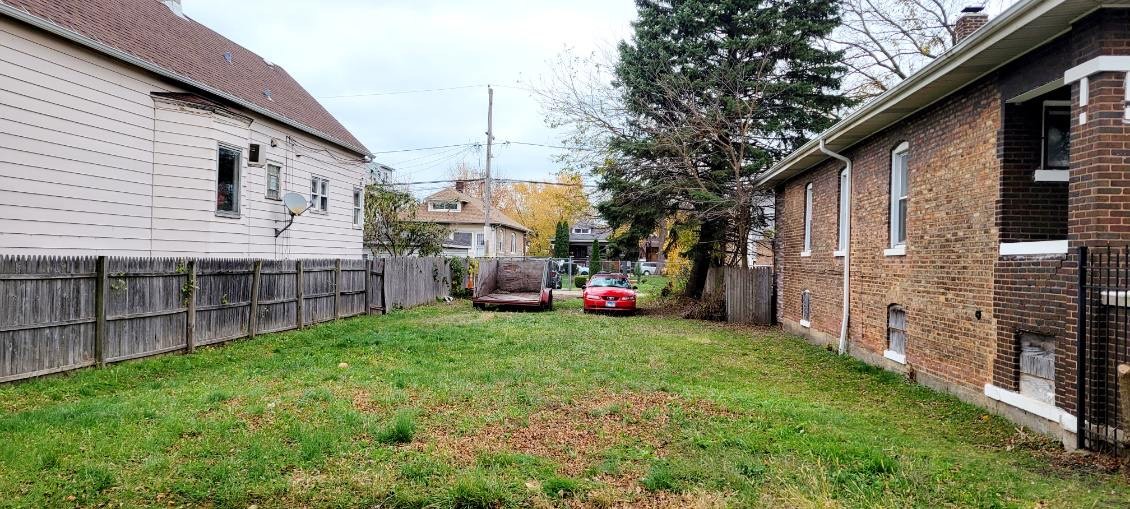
[757,0,1099,189]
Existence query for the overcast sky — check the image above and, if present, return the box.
[183,0,637,194]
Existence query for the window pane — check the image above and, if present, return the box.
[321,181,328,196]
[897,199,907,244]
[897,153,909,197]
[354,190,361,207]
[1045,107,1070,169]
[320,196,328,211]
[216,147,240,212]
[311,179,318,192]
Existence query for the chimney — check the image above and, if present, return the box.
[954,6,988,42]
[455,180,465,193]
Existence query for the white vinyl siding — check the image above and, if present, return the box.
[0,18,366,258]
[890,142,909,248]
[803,183,813,254]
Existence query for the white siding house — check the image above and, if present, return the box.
[0,0,371,259]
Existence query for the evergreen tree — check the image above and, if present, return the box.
[602,0,850,298]
[553,220,571,258]
[590,238,602,272]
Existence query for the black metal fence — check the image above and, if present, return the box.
[1078,245,1130,453]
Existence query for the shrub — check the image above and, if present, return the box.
[375,410,417,445]
[574,275,588,288]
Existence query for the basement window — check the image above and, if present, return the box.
[800,290,811,327]
[1019,332,1056,405]
[885,305,907,364]
[216,145,241,216]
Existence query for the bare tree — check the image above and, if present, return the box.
[828,0,1009,101]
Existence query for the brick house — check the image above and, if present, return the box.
[761,0,1130,448]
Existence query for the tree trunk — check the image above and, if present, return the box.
[686,219,723,299]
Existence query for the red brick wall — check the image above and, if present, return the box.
[776,77,1002,393]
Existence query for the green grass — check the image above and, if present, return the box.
[0,278,1126,507]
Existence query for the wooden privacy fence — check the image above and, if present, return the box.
[704,266,775,325]
[0,255,449,383]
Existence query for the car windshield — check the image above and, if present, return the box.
[588,276,630,288]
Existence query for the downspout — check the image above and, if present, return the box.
[819,139,851,355]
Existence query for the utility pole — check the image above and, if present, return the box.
[482,85,494,257]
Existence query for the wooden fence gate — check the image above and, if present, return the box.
[0,255,447,383]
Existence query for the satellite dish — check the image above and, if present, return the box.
[275,192,310,237]
[282,192,309,216]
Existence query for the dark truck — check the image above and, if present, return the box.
[472,259,554,311]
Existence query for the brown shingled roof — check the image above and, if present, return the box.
[412,188,530,233]
[0,0,370,156]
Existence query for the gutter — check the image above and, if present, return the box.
[0,2,372,159]
[819,139,851,355]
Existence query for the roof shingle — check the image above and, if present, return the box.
[1,0,370,156]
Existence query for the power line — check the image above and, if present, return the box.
[371,143,480,155]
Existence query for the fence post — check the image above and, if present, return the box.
[185,259,197,353]
[94,255,107,367]
[249,260,262,339]
[364,259,373,315]
[296,260,305,329]
[334,258,342,319]
[1076,245,1088,451]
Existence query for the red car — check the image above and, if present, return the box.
[582,273,637,314]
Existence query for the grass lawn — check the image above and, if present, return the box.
[1,277,1127,508]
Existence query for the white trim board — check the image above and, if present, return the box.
[999,240,1068,256]
[1033,169,1069,182]
[1064,55,1130,83]
[884,246,906,257]
[799,319,811,328]
[883,349,906,365]
[984,384,1077,432]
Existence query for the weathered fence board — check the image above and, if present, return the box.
[705,266,775,325]
[384,257,449,310]
[0,255,438,384]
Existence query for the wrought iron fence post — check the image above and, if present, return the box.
[1076,245,1087,451]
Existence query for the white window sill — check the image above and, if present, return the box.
[884,246,906,257]
[798,319,811,328]
[833,250,846,258]
[883,349,906,364]
[984,384,1076,432]
[800,251,811,257]
[1033,169,1069,182]
[999,240,1068,256]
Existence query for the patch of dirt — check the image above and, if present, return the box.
[1000,427,1124,474]
[410,391,727,478]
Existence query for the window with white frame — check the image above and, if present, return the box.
[352,187,362,227]
[889,143,909,247]
[265,164,281,201]
[573,227,592,235]
[803,183,813,253]
[310,176,329,213]
[428,201,460,212]
[452,231,473,246]
[887,305,907,356]
[216,145,241,215]
[1042,101,1071,170]
[837,168,849,253]
[510,232,516,253]
[800,290,811,325]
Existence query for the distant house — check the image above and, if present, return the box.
[0,0,371,259]
[411,188,529,257]
[551,219,612,259]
